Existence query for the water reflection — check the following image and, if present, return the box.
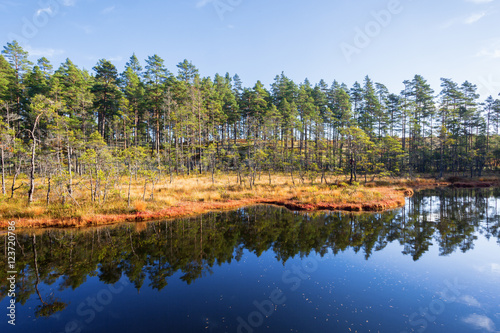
[0,187,499,322]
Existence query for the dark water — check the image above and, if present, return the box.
[1,188,500,333]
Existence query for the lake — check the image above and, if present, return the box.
[1,188,500,333]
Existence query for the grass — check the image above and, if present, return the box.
[3,172,488,229]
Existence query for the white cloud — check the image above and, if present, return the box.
[26,46,64,58]
[465,0,494,3]
[464,11,487,24]
[108,56,123,62]
[60,0,76,6]
[75,24,93,34]
[0,0,22,12]
[475,262,500,271]
[475,38,500,59]
[458,295,482,308]
[101,6,115,14]
[85,56,122,63]
[441,8,491,28]
[36,6,53,16]
[196,0,213,8]
[439,18,458,29]
[492,263,500,273]
[462,314,496,332]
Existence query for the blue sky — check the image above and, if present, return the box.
[1,0,499,98]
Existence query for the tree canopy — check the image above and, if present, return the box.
[1,40,500,205]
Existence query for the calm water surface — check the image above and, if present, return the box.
[1,188,500,333]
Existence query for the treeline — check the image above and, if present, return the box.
[1,40,500,204]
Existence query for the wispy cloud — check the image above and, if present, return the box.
[0,0,22,12]
[85,56,123,63]
[441,10,490,28]
[26,46,64,58]
[108,56,123,62]
[465,0,494,3]
[101,6,115,14]
[462,314,496,332]
[475,262,500,271]
[439,18,456,29]
[464,11,487,23]
[75,24,93,34]
[196,0,213,9]
[61,0,77,6]
[457,295,482,308]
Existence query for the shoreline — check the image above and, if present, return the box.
[1,177,498,230]
[1,191,408,229]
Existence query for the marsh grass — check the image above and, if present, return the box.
[0,173,414,226]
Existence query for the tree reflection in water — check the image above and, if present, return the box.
[1,188,499,318]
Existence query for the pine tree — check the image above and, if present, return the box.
[2,41,33,135]
[92,59,121,142]
[350,81,363,126]
[408,75,435,173]
[0,55,15,125]
[360,76,380,138]
[145,55,170,154]
[121,54,145,146]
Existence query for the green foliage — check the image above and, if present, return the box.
[0,39,497,209]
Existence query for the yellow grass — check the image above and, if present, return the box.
[0,173,418,228]
[133,201,147,212]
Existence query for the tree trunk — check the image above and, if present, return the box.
[28,138,36,205]
[128,166,132,208]
[10,168,19,199]
[1,147,5,195]
[46,176,51,205]
[67,142,72,195]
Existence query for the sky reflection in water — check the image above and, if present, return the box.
[1,188,499,333]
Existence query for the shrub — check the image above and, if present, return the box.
[134,201,147,212]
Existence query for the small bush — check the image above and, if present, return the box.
[134,201,147,212]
